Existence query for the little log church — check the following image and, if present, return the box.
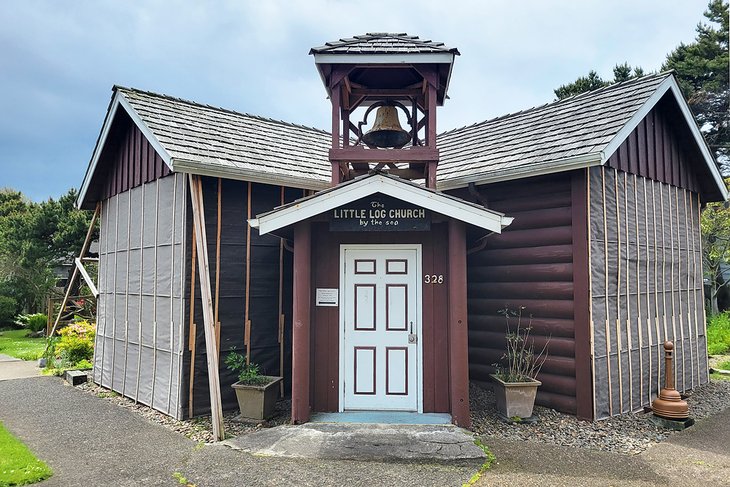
[77,34,727,433]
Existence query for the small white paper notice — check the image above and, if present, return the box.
[316,288,338,307]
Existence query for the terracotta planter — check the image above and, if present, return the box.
[490,374,541,419]
[231,376,282,420]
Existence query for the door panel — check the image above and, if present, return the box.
[342,246,420,411]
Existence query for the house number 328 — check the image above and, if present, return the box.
[424,274,444,284]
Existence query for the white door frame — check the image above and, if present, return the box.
[338,243,423,413]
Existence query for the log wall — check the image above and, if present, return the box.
[463,173,583,415]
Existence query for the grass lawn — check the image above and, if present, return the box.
[0,330,46,361]
[0,422,52,487]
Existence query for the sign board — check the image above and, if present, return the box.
[329,194,431,232]
[316,288,339,307]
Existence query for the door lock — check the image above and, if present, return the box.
[408,321,417,344]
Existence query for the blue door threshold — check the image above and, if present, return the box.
[310,411,453,425]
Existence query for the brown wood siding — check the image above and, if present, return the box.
[464,173,579,414]
[182,179,303,418]
[310,223,450,413]
[607,102,700,194]
[99,117,171,202]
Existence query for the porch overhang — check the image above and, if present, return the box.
[249,172,513,235]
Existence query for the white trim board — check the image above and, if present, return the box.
[249,174,513,235]
[77,91,174,209]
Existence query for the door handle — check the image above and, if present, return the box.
[408,321,417,344]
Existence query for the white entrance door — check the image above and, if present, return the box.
[340,245,422,411]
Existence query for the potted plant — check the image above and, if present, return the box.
[225,350,282,421]
[490,307,549,420]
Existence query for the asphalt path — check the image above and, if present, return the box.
[1,374,728,486]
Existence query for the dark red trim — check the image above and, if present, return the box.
[353,284,377,330]
[385,284,408,331]
[354,259,376,274]
[448,220,470,428]
[292,222,311,423]
[385,347,409,396]
[386,259,408,274]
[571,169,593,420]
[353,346,377,395]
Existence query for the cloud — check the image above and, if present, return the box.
[0,0,708,200]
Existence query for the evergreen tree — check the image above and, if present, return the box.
[663,0,729,167]
[554,64,644,99]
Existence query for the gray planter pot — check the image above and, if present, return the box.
[490,374,541,419]
[232,376,283,420]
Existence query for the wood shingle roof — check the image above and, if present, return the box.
[116,86,332,189]
[309,33,459,55]
[437,72,670,188]
[78,71,726,207]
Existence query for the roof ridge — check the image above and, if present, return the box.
[113,85,330,135]
[439,71,673,137]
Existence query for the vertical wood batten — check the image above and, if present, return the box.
[292,222,312,424]
[602,168,613,416]
[448,220,470,427]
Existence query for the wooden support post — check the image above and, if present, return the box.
[291,222,311,424]
[215,178,222,356]
[188,174,225,441]
[448,219,470,428]
[614,170,624,413]
[571,169,593,419]
[331,83,342,186]
[244,182,252,364]
[188,225,197,418]
[50,202,100,337]
[278,186,285,397]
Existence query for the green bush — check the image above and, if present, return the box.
[707,312,730,355]
[15,313,48,333]
[0,296,17,326]
[54,320,95,366]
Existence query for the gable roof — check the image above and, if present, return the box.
[249,171,512,236]
[78,72,727,208]
[309,32,459,56]
[77,86,332,207]
[437,72,727,200]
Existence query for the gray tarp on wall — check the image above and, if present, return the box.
[94,173,187,419]
[589,166,707,419]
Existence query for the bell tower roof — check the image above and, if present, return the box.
[310,32,459,56]
[310,33,459,106]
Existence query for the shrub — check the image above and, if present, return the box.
[54,320,95,366]
[224,350,269,385]
[707,312,730,355]
[15,313,48,333]
[0,296,18,326]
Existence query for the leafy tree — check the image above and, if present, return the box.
[702,191,730,315]
[0,188,95,313]
[662,0,729,168]
[554,64,645,99]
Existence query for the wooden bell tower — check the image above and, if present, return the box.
[310,33,459,188]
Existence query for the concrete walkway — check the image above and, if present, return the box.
[226,422,485,462]
[0,375,728,486]
[0,377,480,486]
[0,353,41,381]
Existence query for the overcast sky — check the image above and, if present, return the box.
[0,0,711,202]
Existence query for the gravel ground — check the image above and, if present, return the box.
[77,381,292,443]
[78,373,730,455]
[470,378,730,455]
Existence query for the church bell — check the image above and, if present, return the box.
[361,105,411,148]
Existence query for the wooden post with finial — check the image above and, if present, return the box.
[651,341,689,420]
